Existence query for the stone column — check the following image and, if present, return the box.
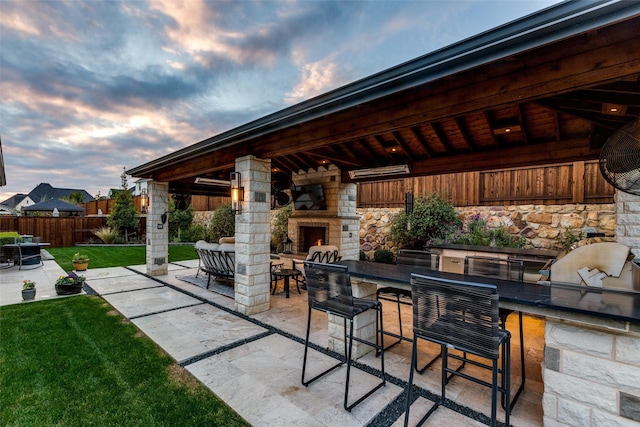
[542,318,640,426]
[234,155,271,315]
[146,181,169,276]
[337,181,360,261]
[616,190,640,258]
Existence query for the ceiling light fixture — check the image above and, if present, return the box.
[602,103,627,116]
[493,124,522,135]
[348,164,410,179]
[194,177,231,186]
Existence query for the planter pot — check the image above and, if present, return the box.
[55,282,84,295]
[73,260,89,271]
[22,288,36,301]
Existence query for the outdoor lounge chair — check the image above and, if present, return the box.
[292,245,341,288]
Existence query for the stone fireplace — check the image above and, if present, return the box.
[287,165,359,260]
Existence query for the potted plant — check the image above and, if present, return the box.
[55,272,85,295]
[22,280,36,301]
[72,252,90,271]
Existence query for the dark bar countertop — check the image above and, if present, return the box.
[338,260,640,324]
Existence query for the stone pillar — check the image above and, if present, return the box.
[234,155,271,315]
[329,279,378,358]
[337,181,360,261]
[146,181,169,276]
[616,190,640,258]
[542,319,640,426]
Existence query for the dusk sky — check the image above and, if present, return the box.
[0,0,561,202]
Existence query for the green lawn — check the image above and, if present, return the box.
[0,297,248,426]
[48,245,197,271]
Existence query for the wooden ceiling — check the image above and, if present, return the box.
[128,4,640,197]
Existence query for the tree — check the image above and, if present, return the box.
[270,203,292,252]
[107,167,139,242]
[168,198,194,242]
[209,204,235,243]
[61,191,85,205]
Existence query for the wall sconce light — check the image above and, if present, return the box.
[405,192,414,215]
[161,211,168,224]
[140,188,148,213]
[230,172,243,214]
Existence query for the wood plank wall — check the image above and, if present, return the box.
[357,160,614,207]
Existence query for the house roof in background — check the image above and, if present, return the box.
[0,193,27,208]
[21,198,84,212]
[28,183,94,204]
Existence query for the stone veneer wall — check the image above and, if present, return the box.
[199,203,617,258]
[616,191,640,258]
[357,203,616,260]
[543,320,640,426]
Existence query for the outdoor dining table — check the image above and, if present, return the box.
[1,242,51,269]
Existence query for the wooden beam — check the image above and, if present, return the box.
[409,138,599,177]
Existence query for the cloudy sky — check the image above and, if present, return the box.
[0,0,561,202]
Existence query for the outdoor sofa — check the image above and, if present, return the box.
[194,237,235,287]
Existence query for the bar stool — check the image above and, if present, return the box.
[464,255,525,411]
[301,261,386,411]
[404,274,511,427]
[376,249,441,373]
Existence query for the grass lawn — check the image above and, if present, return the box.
[48,245,197,271]
[0,297,249,426]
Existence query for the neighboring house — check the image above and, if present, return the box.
[131,178,149,197]
[27,183,93,204]
[0,183,94,215]
[21,199,85,217]
[0,193,28,214]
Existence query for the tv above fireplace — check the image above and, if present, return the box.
[291,184,327,210]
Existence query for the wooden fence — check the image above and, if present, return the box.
[0,217,146,247]
[357,160,614,208]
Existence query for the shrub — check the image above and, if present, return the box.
[209,204,235,242]
[0,231,22,245]
[359,250,367,261]
[558,228,584,251]
[431,213,526,248]
[169,199,194,242]
[389,193,461,249]
[373,249,395,264]
[94,226,119,244]
[180,223,208,243]
[270,203,292,252]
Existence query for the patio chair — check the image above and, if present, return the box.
[17,244,43,270]
[404,274,511,427]
[270,259,285,294]
[376,249,443,373]
[292,245,341,288]
[301,261,386,412]
[464,255,525,411]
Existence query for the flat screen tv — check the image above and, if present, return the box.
[291,184,327,210]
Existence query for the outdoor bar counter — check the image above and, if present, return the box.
[333,260,640,426]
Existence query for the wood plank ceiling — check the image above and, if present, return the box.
[128,5,640,198]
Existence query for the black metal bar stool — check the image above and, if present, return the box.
[464,255,526,411]
[404,274,511,427]
[376,249,442,373]
[301,261,386,412]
